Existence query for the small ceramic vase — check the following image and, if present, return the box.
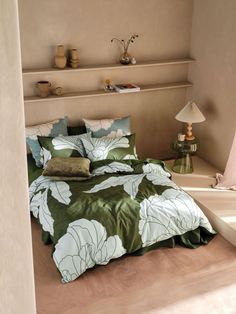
[55,45,67,69]
[131,57,137,65]
[70,49,79,68]
[71,48,78,59]
[120,51,131,65]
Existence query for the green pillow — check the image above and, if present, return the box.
[38,134,89,167]
[81,134,137,162]
[42,157,91,179]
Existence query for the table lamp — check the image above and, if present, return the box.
[175,101,205,140]
[172,101,205,174]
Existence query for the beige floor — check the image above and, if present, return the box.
[31,218,236,314]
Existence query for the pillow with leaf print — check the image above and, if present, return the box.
[38,133,90,168]
[26,117,68,167]
[81,133,137,162]
[83,116,130,138]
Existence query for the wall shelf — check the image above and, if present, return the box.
[22,58,195,75]
[24,81,192,103]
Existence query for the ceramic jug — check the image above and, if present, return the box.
[35,81,51,97]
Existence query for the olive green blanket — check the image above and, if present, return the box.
[28,156,215,283]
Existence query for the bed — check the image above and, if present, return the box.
[27,117,215,283]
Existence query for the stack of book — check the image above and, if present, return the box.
[113,83,140,93]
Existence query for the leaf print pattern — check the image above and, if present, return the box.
[142,163,178,189]
[92,162,134,176]
[139,189,215,247]
[84,119,114,131]
[40,147,52,168]
[123,154,137,160]
[81,136,129,161]
[29,158,215,283]
[26,118,67,167]
[25,123,54,140]
[53,219,126,283]
[143,163,171,178]
[31,190,54,235]
[29,176,72,235]
[104,129,126,138]
[88,162,175,198]
[83,117,130,138]
[52,134,87,155]
[86,174,145,199]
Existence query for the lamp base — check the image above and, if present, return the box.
[185,135,195,141]
[185,123,195,141]
[172,153,193,174]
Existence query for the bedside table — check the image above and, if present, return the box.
[164,156,236,247]
[171,138,199,174]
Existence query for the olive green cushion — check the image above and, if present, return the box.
[37,134,90,167]
[42,157,91,178]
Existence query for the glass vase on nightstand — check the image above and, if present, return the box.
[171,137,199,174]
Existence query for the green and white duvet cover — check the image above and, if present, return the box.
[29,158,215,283]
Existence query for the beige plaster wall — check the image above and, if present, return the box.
[19,0,193,160]
[0,1,36,313]
[24,88,188,160]
[187,0,236,171]
[19,0,193,68]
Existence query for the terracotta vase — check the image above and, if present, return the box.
[55,45,67,69]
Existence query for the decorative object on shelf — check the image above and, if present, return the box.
[213,129,236,191]
[131,57,137,65]
[54,45,67,69]
[103,78,114,91]
[70,48,79,68]
[23,58,194,103]
[113,83,140,93]
[111,34,139,65]
[22,58,194,75]
[171,137,199,174]
[35,80,51,97]
[53,86,64,96]
[175,101,205,140]
[24,81,192,103]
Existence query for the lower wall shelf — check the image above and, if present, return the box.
[24,81,192,103]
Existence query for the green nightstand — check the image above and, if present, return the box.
[171,138,199,174]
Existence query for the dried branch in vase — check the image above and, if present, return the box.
[111,34,139,65]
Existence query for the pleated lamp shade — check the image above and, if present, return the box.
[175,102,205,140]
[175,102,206,123]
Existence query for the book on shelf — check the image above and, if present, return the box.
[113,83,140,93]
